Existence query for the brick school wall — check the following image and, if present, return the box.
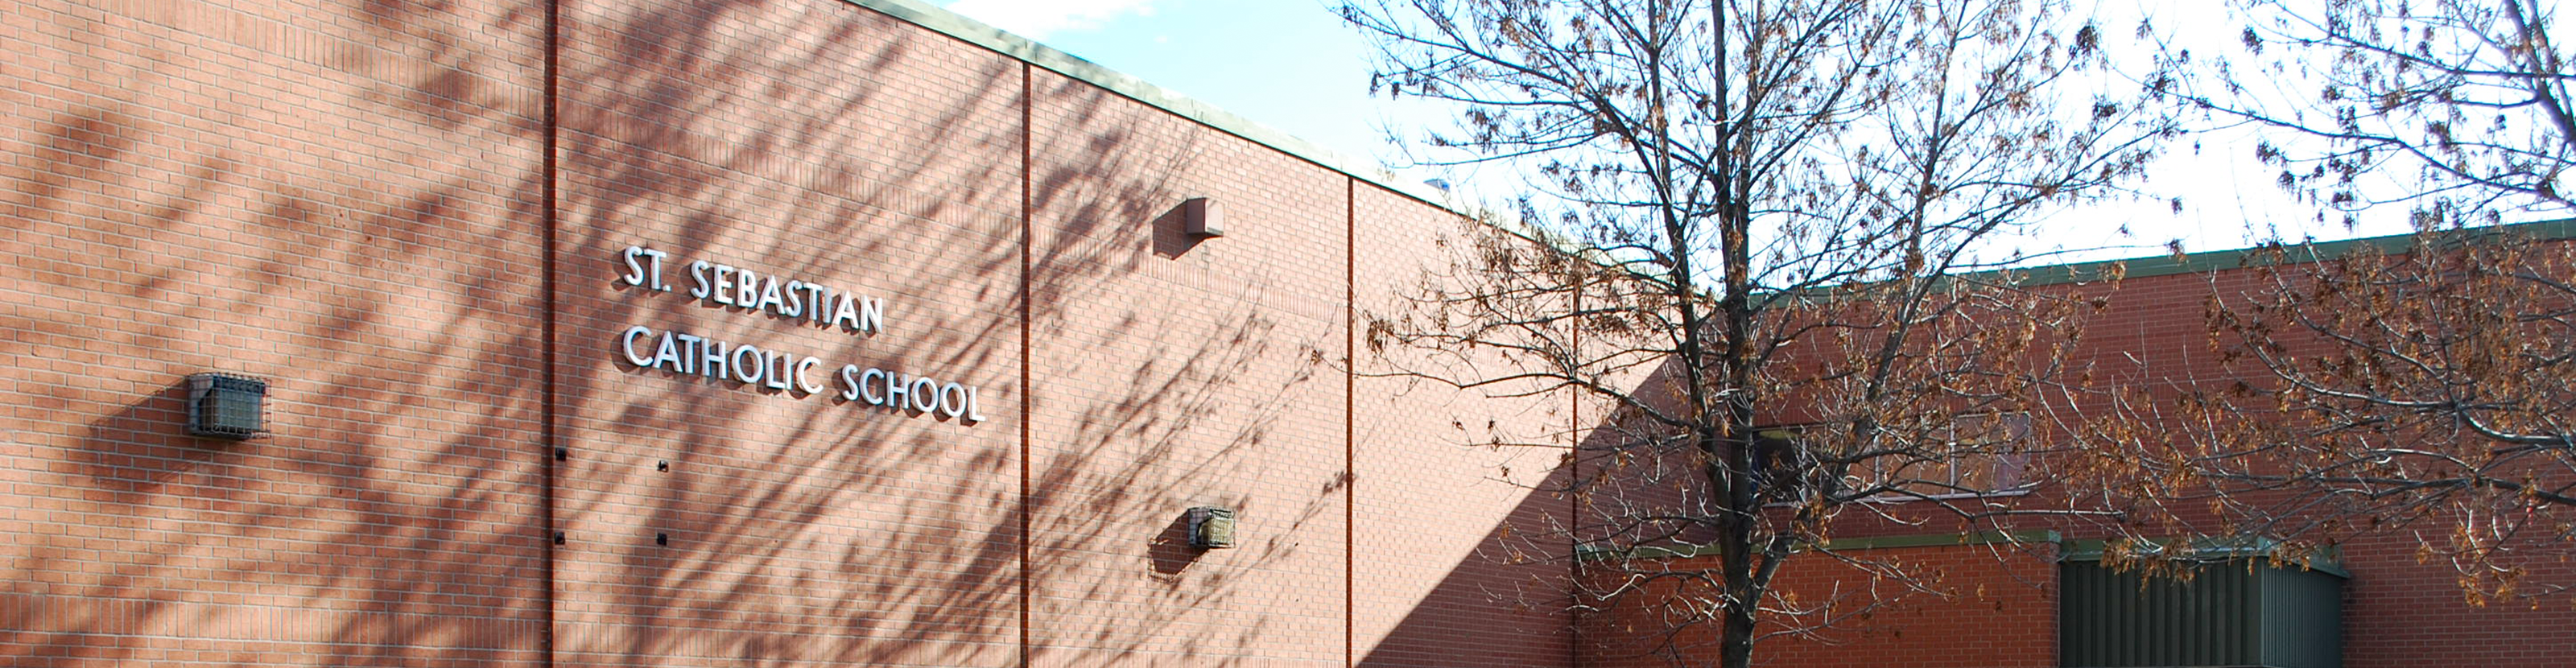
[1,1,1577,666]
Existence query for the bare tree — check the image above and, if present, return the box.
[1340,1,2169,666]
[2041,0,2576,604]
[2070,227,2576,603]
[2165,0,2576,225]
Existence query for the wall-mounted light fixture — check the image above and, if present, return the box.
[186,373,267,439]
[1187,506,1236,549]
[1183,197,1224,239]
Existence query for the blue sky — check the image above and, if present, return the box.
[935,0,1406,165]
[929,0,2425,257]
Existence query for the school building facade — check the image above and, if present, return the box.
[3,1,2569,667]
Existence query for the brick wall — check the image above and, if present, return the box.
[1706,262,2576,668]
[21,2,2564,668]
[1352,190,1576,668]
[2,1,1579,667]
[1579,542,2059,668]
[2063,263,2576,668]
[551,0,1026,666]
[1023,63,1353,668]
[2,0,547,666]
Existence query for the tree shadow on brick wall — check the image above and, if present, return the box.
[548,2,1015,666]
[4,1,541,666]
[8,152,557,668]
[549,2,1351,668]
[1351,464,1579,668]
[6,67,553,668]
[1011,65,1368,667]
[2,3,1565,668]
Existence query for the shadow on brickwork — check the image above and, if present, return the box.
[553,1,1354,667]
[1352,468,1579,668]
[2,2,553,665]
[2,2,1576,668]
[550,2,1011,666]
[1009,65,1360,666]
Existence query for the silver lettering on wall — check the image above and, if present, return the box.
[621,245,886,334]
[612,245,985,426]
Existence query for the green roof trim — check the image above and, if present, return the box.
[1579,530,2064,563]
[2060,537,2350,579]
[1999,217,2576,288]
[839,0,1456,212]
[1818,530,2064,551]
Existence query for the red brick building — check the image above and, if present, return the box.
[4,0,1569,666]
[4,1,2570,667]
[1575,237,2576,668]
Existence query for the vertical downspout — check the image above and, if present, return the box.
[1343,176,1357,668]
[538,0,562,664]
[1015,60,1035,668]
[1567,280,1582,668]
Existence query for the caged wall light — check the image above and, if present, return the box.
[1187,506,1236,549]
[186,373,267,439]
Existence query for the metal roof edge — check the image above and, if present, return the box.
[844,2,2576,305]
[840,0,1474,218]
[836,0,1918,281]
[1578,530,2066,563]
[1996,217,2576,288]
[2059,537,2351,579]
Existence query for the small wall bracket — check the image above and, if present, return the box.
[1183,197,1224,238]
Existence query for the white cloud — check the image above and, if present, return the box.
[941,0,1162,41]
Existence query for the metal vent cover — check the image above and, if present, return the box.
[186,373,267,439]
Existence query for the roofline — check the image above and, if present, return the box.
[846,0,2573,290]
[2059,537,2350,579]
[2003,217,2576,288]
[1575,530,2066,563]
[841,0,1464,215]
